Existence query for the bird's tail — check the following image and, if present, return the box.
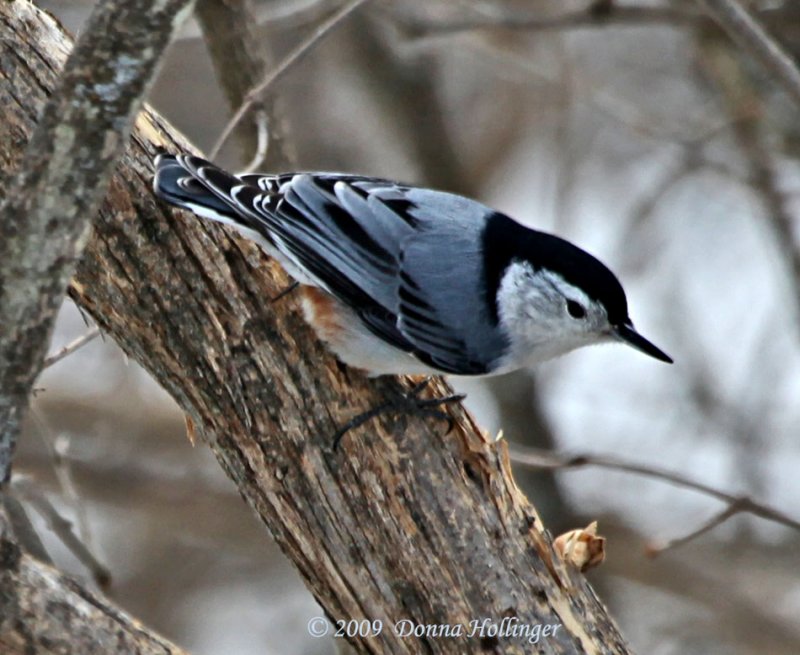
[153,154,254,228]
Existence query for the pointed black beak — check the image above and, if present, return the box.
[613,322,673,364]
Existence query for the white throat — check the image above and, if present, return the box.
[494,261,607,369]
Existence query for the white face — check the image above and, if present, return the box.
[495,261,616,369]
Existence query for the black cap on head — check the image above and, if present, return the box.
[482,212,629,324]
[482,212,673,364]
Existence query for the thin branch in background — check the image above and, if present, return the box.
[240,108,271,173]
[695,0,800,110]
[195,0,295,170]
[174,0,334,40]
[407,33,697,149]
[12,475,111,588]
[398,2,701,37]
[508,444,800,551]
[42,326,101,369]
[29,411,97,565]
[0,489,52,563]
[645,500,745,556]
[739,137,800,337]
[209,0,371,159]
[255,0,337,30]
[603,522,800,652]
[618,147,705,274]
[674,305,783,504]
[697,33,800,343]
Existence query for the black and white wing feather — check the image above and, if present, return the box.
[154,154,508,374]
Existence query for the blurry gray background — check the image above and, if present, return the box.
[20,1,800,653]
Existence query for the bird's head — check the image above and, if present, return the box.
[484,214,672,368]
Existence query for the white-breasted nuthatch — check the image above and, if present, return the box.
[153,154,672,378]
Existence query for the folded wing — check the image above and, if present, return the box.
[155,155,507,374]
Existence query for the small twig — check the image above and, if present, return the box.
[0,488,52,563]
[645,500,746,557]
[695,0,800,110]
[240,108,271,173]
[13,475,111,588]
[508,445,800,544]
[209,0,371,159]
[42,326,101,369]
[195,0,295,170]
[400,3,700,37]
[28,411,97,564]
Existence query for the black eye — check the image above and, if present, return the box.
[566,300,586,319]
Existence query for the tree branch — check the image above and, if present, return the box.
[0,0,195,484]
[397,2,701,36]
[42,326,101,369]
[508,445,800,550]
[209,0,370,158]
[696,27,800,343]
[11,476,111,588]
[195,0,296,169]
[0,534,188,655]
[0,2,633,652]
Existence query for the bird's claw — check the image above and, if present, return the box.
[332,377,465,451]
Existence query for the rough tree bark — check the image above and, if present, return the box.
[0,0,195,482]
[0,534,188,655]
[0,0,196,651]
[0,2,632,653]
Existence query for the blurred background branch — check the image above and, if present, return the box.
[509,444,800,547]
[209,0,370,158]
[195,0,296,169]
[0,0,194,484]
[42,327,101,370]
[696,0,800,108]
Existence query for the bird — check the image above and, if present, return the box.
[154,153,671,380]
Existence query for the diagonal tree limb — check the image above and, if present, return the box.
[0,0,196,485]
[0,2,633,653]
[0,532,188,655]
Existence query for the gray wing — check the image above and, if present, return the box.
[265,176,509,374]
[156,155,507,374]
[200,163,411,313]
[394,190,509,374]
[258,180,510,373]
